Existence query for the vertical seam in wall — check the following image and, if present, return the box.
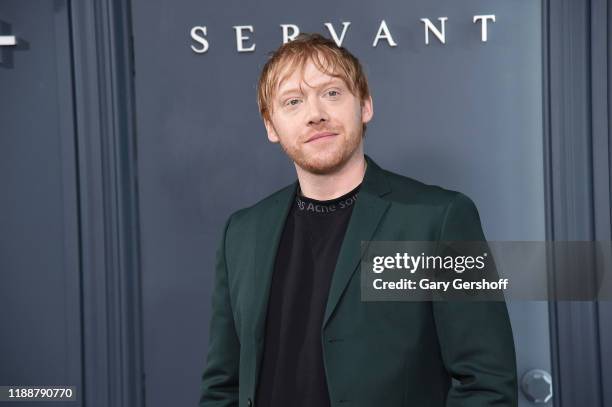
[589,0,605,404]
[65,0,87,405]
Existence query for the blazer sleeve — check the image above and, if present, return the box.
[199,214,240,407]
[432,193,518,406]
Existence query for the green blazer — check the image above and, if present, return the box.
[200,154,517,407]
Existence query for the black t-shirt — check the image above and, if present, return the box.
[255,182,361,407]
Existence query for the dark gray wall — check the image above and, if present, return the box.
[0,0,609,406]
[0,0,81,392]
[0,0,82,402]
[0,1,142,406]
[130,1,549,406]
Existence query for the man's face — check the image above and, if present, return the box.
[264,57,373,175]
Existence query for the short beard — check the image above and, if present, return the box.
[279,134,361,175]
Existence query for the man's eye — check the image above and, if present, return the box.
[286,99,300,106]
[326,90,340,98]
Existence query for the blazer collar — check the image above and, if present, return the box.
[252,154,392,342]
[322,154,391,328]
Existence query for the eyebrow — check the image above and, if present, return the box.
[277,78,344,99]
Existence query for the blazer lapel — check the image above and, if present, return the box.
[252,181,298,343]
[322,155,391,329]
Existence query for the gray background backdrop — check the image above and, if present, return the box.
[130,1,548,406]
[1,0,610,406]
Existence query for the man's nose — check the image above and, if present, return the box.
[306,97,329,125]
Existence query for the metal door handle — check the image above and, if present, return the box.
[521,369,553,404]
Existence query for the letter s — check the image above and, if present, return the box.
[191,26,209,54]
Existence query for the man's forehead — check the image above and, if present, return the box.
[275,61,343,95]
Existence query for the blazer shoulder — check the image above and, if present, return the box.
[381,168,467,207]
[225,182,295,230]
[380,168,484,240]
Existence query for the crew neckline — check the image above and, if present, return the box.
[294,183,361,214]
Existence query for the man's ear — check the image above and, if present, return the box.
[361,95,374,124]
[264,118,280,143]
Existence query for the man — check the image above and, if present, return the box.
[200,33,517,406]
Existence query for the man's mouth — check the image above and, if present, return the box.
[306,132,337,143]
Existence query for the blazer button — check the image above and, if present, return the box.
[247,398,253,407]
